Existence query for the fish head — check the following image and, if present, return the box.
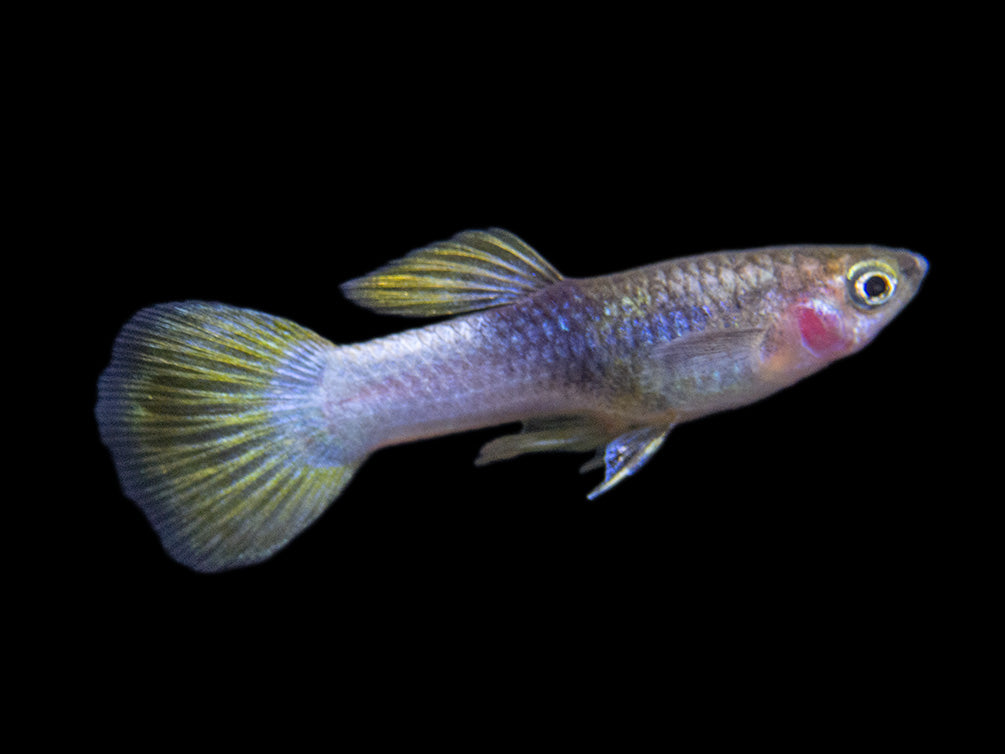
[839,246,928,346]
[758,245,928,385]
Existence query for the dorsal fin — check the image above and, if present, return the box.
[340,228,563,317]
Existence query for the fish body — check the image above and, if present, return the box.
[96,229,927,571]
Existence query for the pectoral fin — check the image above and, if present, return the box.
[476,415,609,466]
[341,228,563,317]
[650,327,765,365]
[642,327,765,402]
[584,424,673,500]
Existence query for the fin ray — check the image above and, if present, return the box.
[586,425,673,500]
[475,415,609,466]
[341,228,563,317]
[96,302,363,572]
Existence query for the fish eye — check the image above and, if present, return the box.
[847,260,898,308]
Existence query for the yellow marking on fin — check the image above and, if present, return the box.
[475,415,609,466]
[341,228,563,317]
[96,302,362,572]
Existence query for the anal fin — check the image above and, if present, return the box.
[475,415,609,466]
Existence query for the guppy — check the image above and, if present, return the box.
[96,229,927,572]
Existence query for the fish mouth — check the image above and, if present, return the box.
[904,251,929,282]
[888,249,928,291]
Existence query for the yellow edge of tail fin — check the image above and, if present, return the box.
[96,302,360,572]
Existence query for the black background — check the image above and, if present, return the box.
[52,18,986,723]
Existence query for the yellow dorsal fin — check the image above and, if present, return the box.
[340,228,564,317]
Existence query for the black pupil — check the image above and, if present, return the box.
[864,275,889,299]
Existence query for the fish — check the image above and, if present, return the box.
[95,228,928,572]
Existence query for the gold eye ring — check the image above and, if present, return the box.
[847,260,898,308]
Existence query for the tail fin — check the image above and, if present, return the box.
[96,302,362,572]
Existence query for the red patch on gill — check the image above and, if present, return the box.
[797,305,847,357]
